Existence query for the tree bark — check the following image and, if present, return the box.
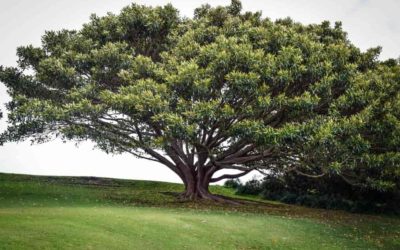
[179,168,211,200]
[163,145,244,204]
[177,166,242,205]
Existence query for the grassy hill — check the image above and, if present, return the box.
[0,173,399,249]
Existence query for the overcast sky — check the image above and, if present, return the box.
[0,0,399,183]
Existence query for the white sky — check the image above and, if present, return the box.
[0,0,399,183]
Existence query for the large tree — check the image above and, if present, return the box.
[1,1,399,201]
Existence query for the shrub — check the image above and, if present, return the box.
[224,179,241,189]
[244,173,400,214]
[236,179,263,195]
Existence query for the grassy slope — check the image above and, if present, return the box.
[0,173,399,249]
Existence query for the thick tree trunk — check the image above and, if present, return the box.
[178,168,242,205]
[181,180,209,199]
[179,169,211,200]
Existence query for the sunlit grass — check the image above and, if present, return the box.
[0,173,399,249]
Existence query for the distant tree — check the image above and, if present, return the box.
[1,1,399,202]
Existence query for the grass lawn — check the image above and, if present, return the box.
[0,173,399,249]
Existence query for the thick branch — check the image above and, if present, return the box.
[210,168,254,182]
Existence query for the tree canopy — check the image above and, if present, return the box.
[1,0,399,201]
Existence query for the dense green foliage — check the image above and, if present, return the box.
[1,173,399,249]
[0,0,399,198]
[229,174,400,213]
[236,179,263,195]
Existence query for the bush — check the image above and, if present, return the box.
[236,179,263,195]
[225,173,399,214]
[240,173,400,214]
[224,179,241,189]
[279,193,297,204]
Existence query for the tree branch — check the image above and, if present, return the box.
[210,168,254,182]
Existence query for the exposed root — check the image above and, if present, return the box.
[205,194,242,205]
[161,189,265,206]
[172,190,242,205]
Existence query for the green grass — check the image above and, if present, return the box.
[0,173,399,249]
